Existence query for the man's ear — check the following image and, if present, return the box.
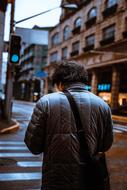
[57,82,64,91]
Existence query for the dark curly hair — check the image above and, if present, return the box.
[51,60,88,86]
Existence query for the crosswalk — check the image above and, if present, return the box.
[113,124,127,134]
[0,141,42,190]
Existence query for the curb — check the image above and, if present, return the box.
[0,119,20,134]
[112,115,127,125]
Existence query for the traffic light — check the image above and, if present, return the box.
[9,34,21,64]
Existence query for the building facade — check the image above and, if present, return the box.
[14,27,50,101]
[47,0,127,112]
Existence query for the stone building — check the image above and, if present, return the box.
[46,0,127,113]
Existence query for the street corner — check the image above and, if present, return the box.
[0,119,20,135]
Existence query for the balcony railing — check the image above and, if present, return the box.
[123,31,127,38]
[102,4,118,18]
[83,44,94,52]
[100,36,115,46]
[72,26,81,35]
[85,17,96,29]
[70,50,79,57]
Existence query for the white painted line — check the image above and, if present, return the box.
[0,147,28,150]
[113,129,122,133]
[0,153,38,157]
[0,141,25,145]
[17,161,42,167]
[0,172,41,181]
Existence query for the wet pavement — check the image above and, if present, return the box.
[0,100,127,189]
[107,133,127,190]
[0,100,42,190]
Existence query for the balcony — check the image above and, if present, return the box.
[83,44,94,52]
[102,4,118,18]
[123,31,127,38]
[70,50,79,57]
[72,26,81,35]
[85,17,96,29]
[100,36,115,46]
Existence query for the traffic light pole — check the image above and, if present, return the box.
[5,0,15,121]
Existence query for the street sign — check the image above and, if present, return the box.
[35,70,48,78]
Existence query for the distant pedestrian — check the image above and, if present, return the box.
[24,60,113,190]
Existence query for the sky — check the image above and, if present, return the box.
[4,0,62,41]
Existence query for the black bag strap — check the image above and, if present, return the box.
[64,90,90,154]
[64,90,83,132]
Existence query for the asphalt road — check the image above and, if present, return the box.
[0,100,127,190]
[0,100,42,190]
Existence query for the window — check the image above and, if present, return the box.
[62,47,67,59]
[50,52,58,63]
[88,7,97,20]
[103,24,115,39]
[106,0,117,8]
[74,17,81,28]
[72,41,80,51]
[51,33,60,46]
[86,34,95,46]
[63,26,71,40]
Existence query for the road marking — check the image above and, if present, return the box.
[0,172,41,181]
[0,146,28,150]
[17,161,42,167]
[113,125,127,133]
[0,141,25,145]
[113,129,122,133]
[0,153,39,157]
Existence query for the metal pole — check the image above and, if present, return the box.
[5,0,15,121]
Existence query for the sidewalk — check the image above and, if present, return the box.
[0,119,20,134]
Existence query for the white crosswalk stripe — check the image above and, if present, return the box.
[113,124,127,133]
[0,140,42,189]
[0,172,41,181]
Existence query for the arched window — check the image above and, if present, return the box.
[107,0,117,8]
[88,7,97,20]
[74,17,81,28]
[51,32,60,46]
[63,26,71,40]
